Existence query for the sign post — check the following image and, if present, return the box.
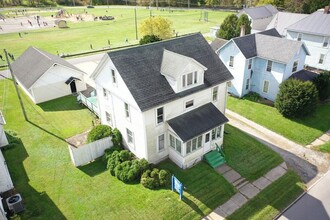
[171,175,183,200]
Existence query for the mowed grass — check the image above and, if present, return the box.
[0,79,235,219]
[227,96,330,145]
[318,141,330,153]
[223,124,283,181]
[0,7,233,66]
[227,171,305,220]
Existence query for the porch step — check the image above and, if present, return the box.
[233,177,249,189]
[204,150,226,168]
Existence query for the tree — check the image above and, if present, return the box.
[139,16,173,40]
[302,0,330,13]
[87,125,112,143]
[233,0,244,7]
[217,14,238,40]
[256,0,275,6]
[198,0,206,6]
[275,79,319,118]
[206,0,220,7]
[236,14,251,36]
[139,35,162,45]
[313,71,330,101]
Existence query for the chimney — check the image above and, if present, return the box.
[324,6,330,14]
[240,25,246,37]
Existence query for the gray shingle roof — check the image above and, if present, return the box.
[287,11,330,37]
[107,33,233,112]
[11,46,83,89]
[232,28,307,63]
[290,69,318,82]
[238,4,278,20]
[210,38,228,52]
[168,103,228,142]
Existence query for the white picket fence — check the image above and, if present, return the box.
[68,137,113,167]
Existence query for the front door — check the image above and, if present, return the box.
[70,81,77,93]
[204,132,211,153]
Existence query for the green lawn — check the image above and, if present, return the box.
[318,142,330,153]
[0,79,235,219]
[0,7,232,66]
[223,125,283,181]
[227,171,305,220]
[227,96,330,145]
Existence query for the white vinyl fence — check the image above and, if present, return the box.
[68,137,113,167]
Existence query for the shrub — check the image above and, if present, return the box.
[104,145,123,160]
[111,128,122,147]
[115,160,143,183]
[87,125,112,143]
[139,35,162,45]
[243,92,261,102]
[313,71,330,101]
[107,151,121,176]
[141,168,170,189]
[119,150,134,162]
[275,79,318,118]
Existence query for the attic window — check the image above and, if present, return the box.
[229,56,234,67]
[323,38,329,48]
[297,33,302,41]
[266,60,272,72]
[292,60,298,72]
[182,72,198,88]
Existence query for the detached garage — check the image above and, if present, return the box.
[11,46,87,104]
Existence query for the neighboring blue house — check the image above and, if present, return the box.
[286,7,330,71]
[217,29,310,101]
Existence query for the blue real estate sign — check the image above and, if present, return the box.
[172,175,183,200]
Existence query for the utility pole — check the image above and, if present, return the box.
[188,0,190,9]
[156,0,158,10]
[4,49,28,121]
[134,7,138,40]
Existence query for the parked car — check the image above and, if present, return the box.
[87,5,95,8]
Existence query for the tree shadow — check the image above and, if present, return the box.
[0,133,66,219]
[37,95,86,112]
[78,159,107,177]
[27,120,66,142]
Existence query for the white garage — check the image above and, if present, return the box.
[11,46,87,104]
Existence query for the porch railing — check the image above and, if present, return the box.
[77,92,99,117]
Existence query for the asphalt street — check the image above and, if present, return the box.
[278,171,330,220]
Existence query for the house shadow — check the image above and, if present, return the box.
[37,95,87,112]
[78,159,107,177]
[1,133,66,219]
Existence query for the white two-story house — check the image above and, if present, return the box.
[286,7,330,71]
[91,33,233,169]
[217,29,310,101]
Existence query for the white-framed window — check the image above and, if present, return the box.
[211,126,223,140]
[263,80,269,93]
[111,69,117,85]
[158,134,165,152]
[266,60,272,72]
[186,135,202,154]
[323,37,329,48]
[185,100,194,109]
[126,128,134,145]
[248,59,252,69]
[124,102,130,118]
[246,78,250,90]
[297,33,302,41]
[105,111,112,126]
[212,86,218,102]
[229,56,234,67]
[156,107,164,125]
[182,71,198,88]
[292,60,299,72]
[169,134,182,154]
[319,54,325,64]
[227,81,232,87]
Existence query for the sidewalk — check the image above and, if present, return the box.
[225,109,330,187]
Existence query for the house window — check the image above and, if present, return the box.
[246,78,250,90]
[292,60,298,72]
[186,135,202,154]
[106,111,112,126]
[158,134,165,152]
[169,134,182,154]
[229,56,234,67]
[297,33,302,41]
[124,102,130,118]
[111,69,117,84]
[266,60,272,72]
[248,59,252,69]
[156,107,164,124]
[319,54,325,64]
[126,128,134,144]
[323,38,329,48]
[263,81,270,93]
[212,86,218,102]
[182,72,198,88]
[103,88,108,98]
[185,100,194,109]
[211,126,222,140]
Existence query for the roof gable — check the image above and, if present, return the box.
[11,46,83,89]
[106,33,233,112]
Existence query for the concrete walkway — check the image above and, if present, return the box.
[307,130,330,148]
[204,162,288,220]
[225,109,330,187]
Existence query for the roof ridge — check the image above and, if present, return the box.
[32,46,53,61]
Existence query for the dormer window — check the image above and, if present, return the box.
[182,71,198,88]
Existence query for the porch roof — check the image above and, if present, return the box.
[167,103,228,142]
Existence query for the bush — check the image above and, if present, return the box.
[104,145,123,160]
[275,79,318,118]
[115,159,148,183]
[139,35,162,45]
[313,71,330,101]
[111,128,122,147]
[243,92,261,102]
[87,125,112,143]
[141,168,170,189]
